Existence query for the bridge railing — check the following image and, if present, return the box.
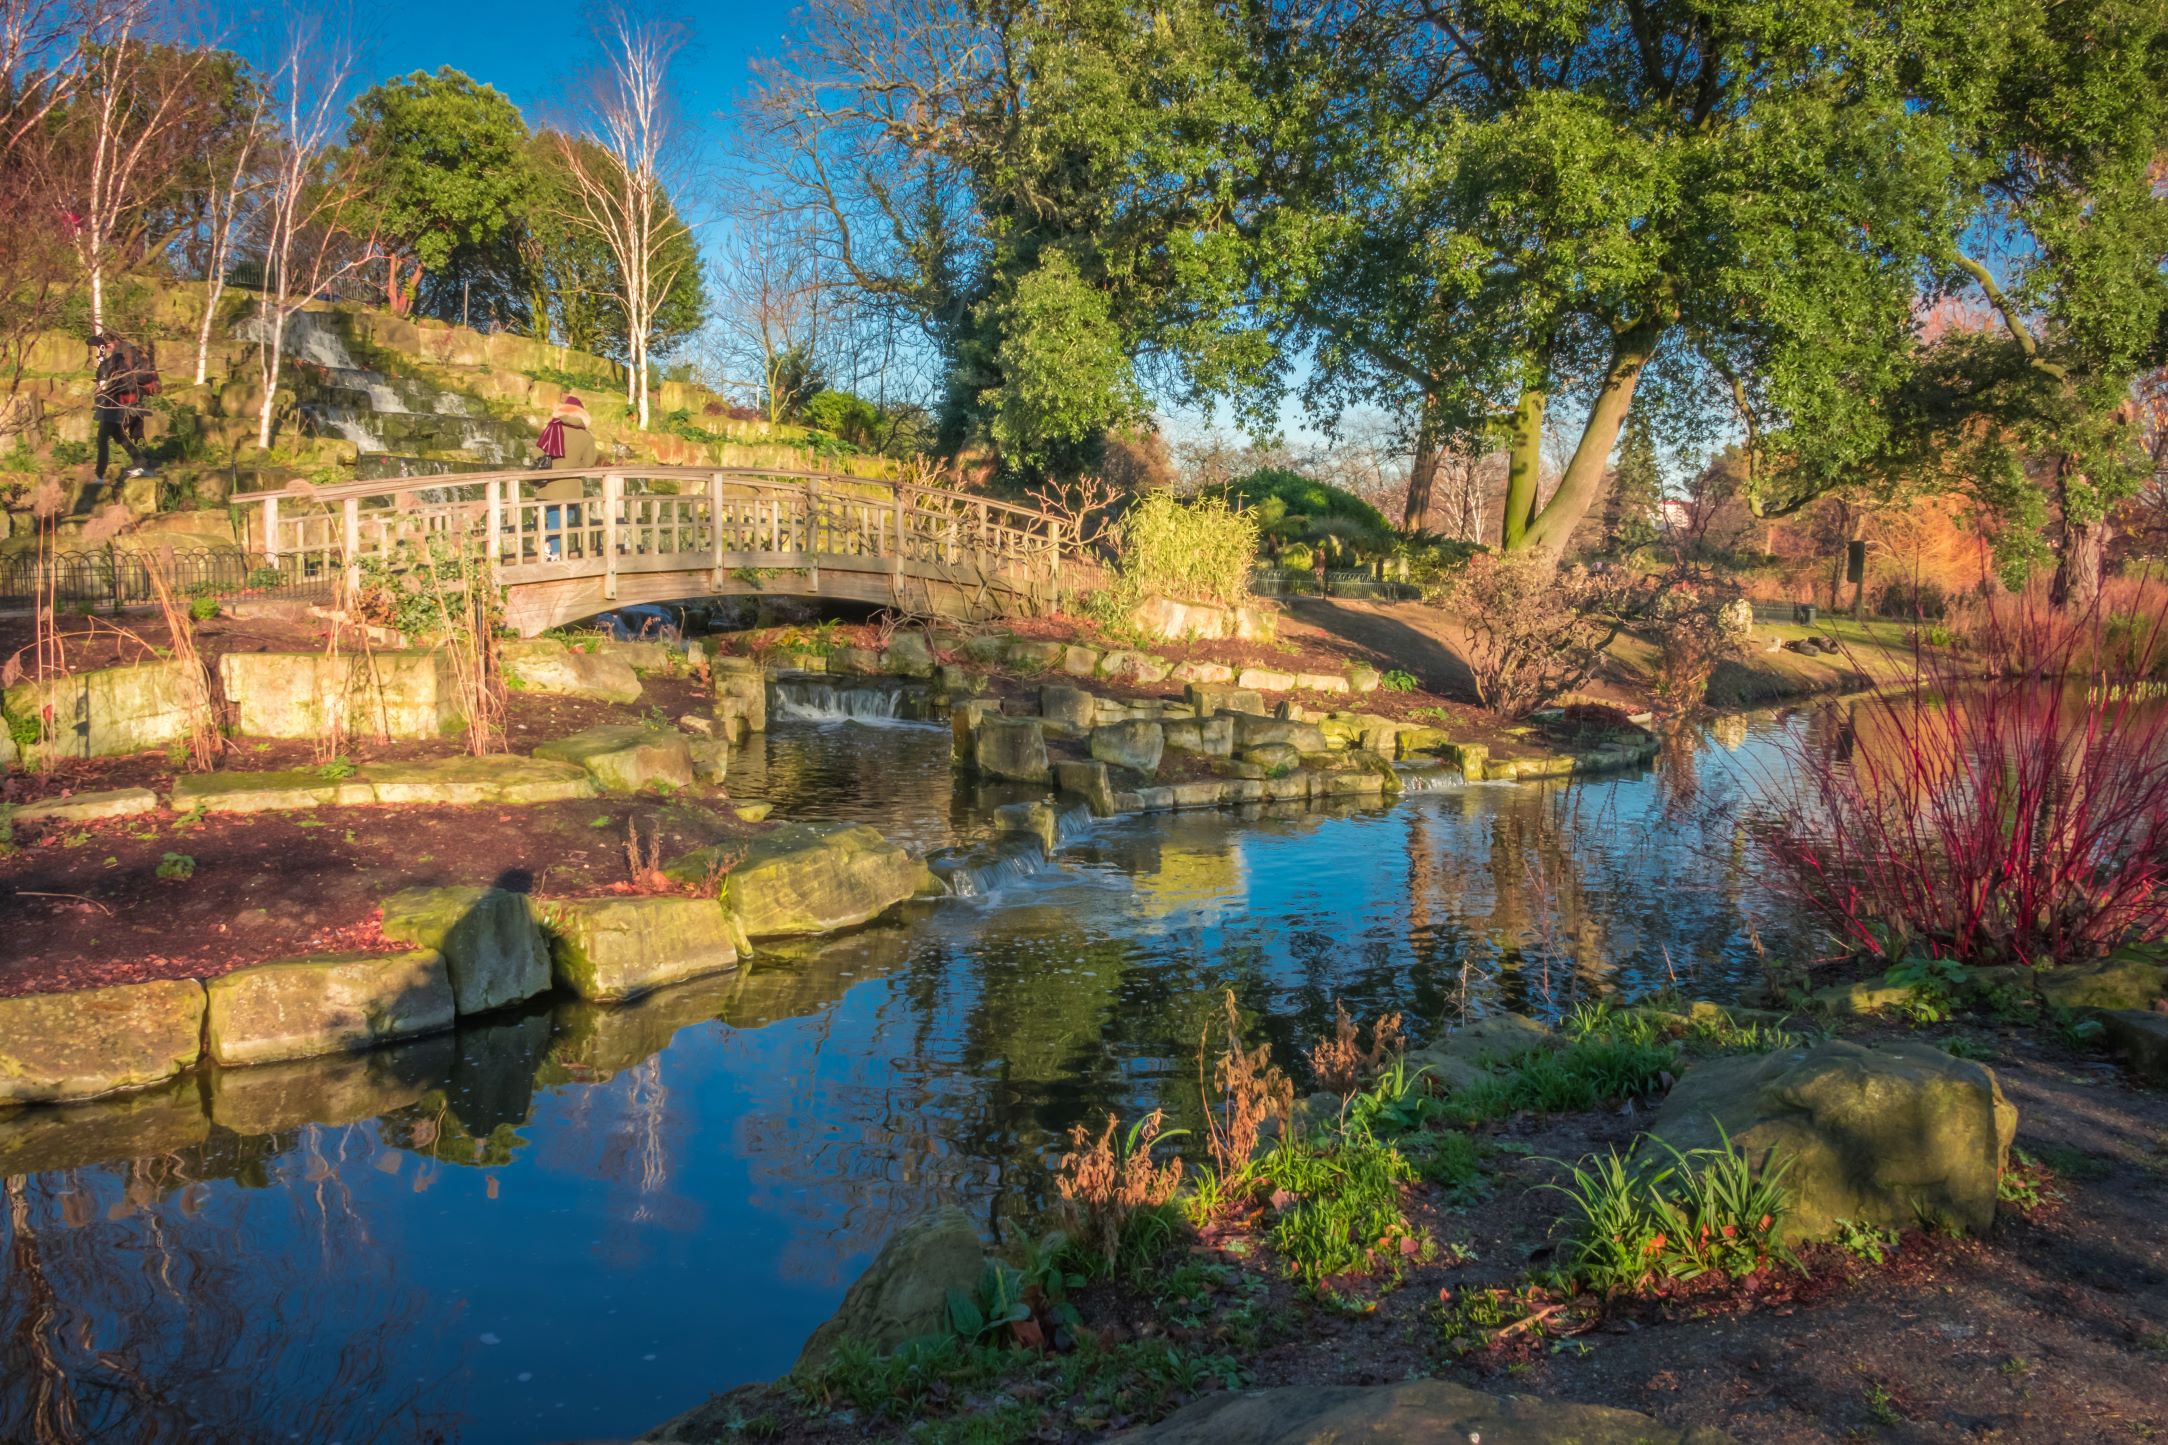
[229,465,1068,609]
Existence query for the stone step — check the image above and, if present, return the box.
[170,756,598,814]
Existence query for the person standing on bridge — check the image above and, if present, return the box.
[534,393,598,558]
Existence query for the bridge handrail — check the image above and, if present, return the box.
[230,464,1069,536]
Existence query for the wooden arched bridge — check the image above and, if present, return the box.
[233,466,1073,635]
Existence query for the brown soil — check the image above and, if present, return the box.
[680,1027,2168,1444]
[0,791,759,997]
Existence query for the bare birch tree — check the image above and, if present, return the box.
[251,11,373,449]
[192,73,265,384]
[556,8,692,432]
[55,0,211,332]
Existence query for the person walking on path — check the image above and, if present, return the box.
[91,332,158,481]
[533,394,599,557]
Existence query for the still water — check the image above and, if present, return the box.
[0,707,1821,1444]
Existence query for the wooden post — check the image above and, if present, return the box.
[342,495,360,598]
[891,485,906,582]
[485,479,502,566]
[261,494,281,566]
[709,470,726,586]
[804,476,820,592]
[1049,519,1063,594]
[603,472,622,601]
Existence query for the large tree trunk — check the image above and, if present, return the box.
[1403,402,1441,531]
[1518,326,1659,561]
[2053,518,2107,612]
[1499,388,1546,549]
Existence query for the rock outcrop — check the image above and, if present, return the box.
[377,885,553,1016]
[1648,1038,2016,1240]
[692,822,930,938]
[502,637,643,703]
[533,725,696,793]
[792,1205,986,1376]
[542,896,740,1000]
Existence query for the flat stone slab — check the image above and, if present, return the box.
[0,979,207,1104]
[1112,1379,1732,1443]
[532,726,695,794]
[11,787,161,825]
[205,950,455,1066]
[170,757,597,814]
[680,821,930,939]
[541,895,739,1001]
[378,885,553,1017]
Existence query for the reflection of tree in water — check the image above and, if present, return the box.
[1,1130,453,1445]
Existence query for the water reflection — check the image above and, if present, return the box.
[0,707,1826,1443]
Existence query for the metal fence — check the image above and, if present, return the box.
[0,546,341,612]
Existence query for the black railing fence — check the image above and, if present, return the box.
[0,546,341,612]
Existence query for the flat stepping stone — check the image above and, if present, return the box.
[205,949,455,1066]
[532,725,694,793]
[542,895,739,1001]
[11,787,161,825]
[170,757,597,814]
[0,979,207,1104]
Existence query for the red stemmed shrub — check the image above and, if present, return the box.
[1759,599,2168,969]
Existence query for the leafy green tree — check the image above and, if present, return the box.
[1855,0,2168,603]
[753,0,1273,477]
[1271,0,2003,562]
[349,67,536,318]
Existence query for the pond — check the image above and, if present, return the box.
[0,705,1829,1444]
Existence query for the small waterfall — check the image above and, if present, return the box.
[310,405,388,453]
[1053,803,1094,845]
[772,679,906,724]
[1396,764,1465,793]
[930,839,1048,898]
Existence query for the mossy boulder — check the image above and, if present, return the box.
[1405,1012,1556,1094]
[377,885,553,1016]
[533,725,695,794]
[1648,1038,2016,1241]
[502,637,642,703]
[697,822,930,938]
[2099,1009,2168,1084]
[1164,715,1234,757]
[972,717,1050,783]
[541,896,739,1001]
[1111,1380,1733,1444]
[0,979,207,1104]
[1810,977,1925,1017]
[2035,952,2167,1013]
[793,1205,987,1376]
[881,632,936,678]
[1090,720,1165,775]
[1039,682,1097,730]
[205,950,455,1066]
[1056,758,1119,816]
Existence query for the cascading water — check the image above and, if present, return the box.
[770,679,910,725]
[930,838,1049,898]
[1053,803,1094,845]
[242,308,536,467]
[1395,764,1466,793]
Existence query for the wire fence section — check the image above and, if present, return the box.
[0,546,341,612]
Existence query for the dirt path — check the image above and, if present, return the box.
[1280,597,1481,700]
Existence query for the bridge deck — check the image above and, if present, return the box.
[232,465,1070,634]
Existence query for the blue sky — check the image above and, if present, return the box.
[229,0,793,159]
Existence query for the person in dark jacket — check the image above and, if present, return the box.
[91,333,155,480]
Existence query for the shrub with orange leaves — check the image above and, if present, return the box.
[1054,1108,1185,1269]
[1306,998,1406,1096]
